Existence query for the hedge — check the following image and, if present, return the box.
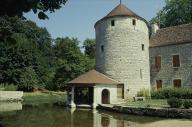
[151,88,192,99]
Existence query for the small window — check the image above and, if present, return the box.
[173,79,181,88]
[156,80,162,90]
[132,19,136,26]
[142,44,144,51]
[111,20,115,26]
[140,69,143,79]
[101,45,104,52]
[173,55,180,67]
[155,56,161,69]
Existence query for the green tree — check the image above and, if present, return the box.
[0,0,68,19]
[151,0,192,28]
[0,16,54,89]
[17,67,39,92]
[83,39,96,59]
[51,37,94,90]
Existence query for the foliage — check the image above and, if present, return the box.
[0,16,95,91]
[17,67,39,92]
[83,39,96,59]
[151,0,192,28]
[50,37,95,90]
[137,88,150,97]
[0,83,17,91]
[151,88,192,99]
[167,98,183,108]
[0,0,68,20]
[183,100,192,109]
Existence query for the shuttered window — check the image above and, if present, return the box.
[173,79,181,88]
[117,84,124,99]
[156,80,162,90]
[155,56,161,69]
[173,55,180,67]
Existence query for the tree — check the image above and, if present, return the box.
[83,39,96,59]
[0,0,68,19]
[151,0,192,28]
[17,67,39,92]
[51,37,95,90]
[0,16,54,89]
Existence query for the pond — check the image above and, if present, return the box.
[0,103,192,127]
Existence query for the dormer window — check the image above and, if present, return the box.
[132,19,136,26]
[111,20,115,26]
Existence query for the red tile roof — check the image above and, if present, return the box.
[68,70,120,85]
[150,23,192,47]
[95,4,148,27]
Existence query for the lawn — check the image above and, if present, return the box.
[122,99,168,108]
[22,91,67,105]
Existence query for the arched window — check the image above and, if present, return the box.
[132,19,136,26]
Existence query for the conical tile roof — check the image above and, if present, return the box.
[95,4,148,27]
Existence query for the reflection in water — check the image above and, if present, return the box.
[0,102,22,112]
[0,105,192,127]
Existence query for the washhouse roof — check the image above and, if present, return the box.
[150,23,192,47]
[95,4,148,27]
[68,70,120,85]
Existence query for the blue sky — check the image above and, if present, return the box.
[25,0,165,44]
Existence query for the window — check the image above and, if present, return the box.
[173,79,181,88]
[140,69,143,79]
[142,44,144,51]
[156,80,162,90]
[132,19,136,26]
[111,20,115,26]
[117,84,124,99]
[155,56,161,69]
[173,55,180,67]
[101,45,104,52]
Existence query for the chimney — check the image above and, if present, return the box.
[151,23,159,36]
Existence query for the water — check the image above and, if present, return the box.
[0,103,192,127]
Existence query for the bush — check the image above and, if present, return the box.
[0,83,17,91]
[183,100,192,109]
[167,98,183,108]
[137,88,150,97]
[151,88,192,99]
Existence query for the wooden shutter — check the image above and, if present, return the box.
[156,80,162,89]
[173,55,180,67]
[173,79,181,88]
[155,56,161,69]
[117,84,124,99]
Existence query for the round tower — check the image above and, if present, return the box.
[95,4,150,99]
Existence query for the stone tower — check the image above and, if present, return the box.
[95,4,150,99]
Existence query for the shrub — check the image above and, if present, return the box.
[167,98,183,108]
[137,88,150,97]
[151,88,192,99]
[183,100,192,109]
[0,83,17,91]
[4,84,17,91]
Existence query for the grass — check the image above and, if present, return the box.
[22,91,67,105]
[122,99,168,108]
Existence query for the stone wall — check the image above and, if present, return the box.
[95,17,151,99]
[150,43,192,89]
[98,105,192,119]
[0,91,23,101]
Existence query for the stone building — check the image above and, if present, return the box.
[150,23,192,90]
[67,3,151,108]
[67,3,192,108]
[95,4,150,99]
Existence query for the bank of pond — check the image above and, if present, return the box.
[0,103,192,127]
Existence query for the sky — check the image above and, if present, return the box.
[25,0,165,44]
